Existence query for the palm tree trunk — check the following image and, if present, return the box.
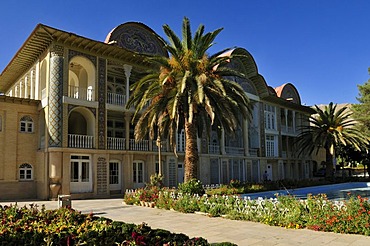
[325,147,334,177]
[184,119,199,182]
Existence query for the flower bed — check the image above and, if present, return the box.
[0,203,235,245]
[124,187,370,236]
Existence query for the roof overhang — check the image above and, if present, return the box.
[263,95,316,114]
[0,24,152,92]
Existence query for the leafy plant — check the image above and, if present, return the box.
[178,179,205,196]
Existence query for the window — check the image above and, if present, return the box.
[266,135,277,157]
[107,119,125,138]
[70,155,90,182]
[264,105,276,130]
[0,115,2,131]
[109,161,120,185]
[176,129,185,152]
[19,163,33,180]
[133,161,144,184]
[228,159,246,182]
[20,115,34,133]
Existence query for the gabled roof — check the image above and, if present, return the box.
[0,24,152,92]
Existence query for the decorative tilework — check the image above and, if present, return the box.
[51,44,64,57]
[67,104,96,116]
[97,157,108,194]
[48,46,64,147]
[107,24,167,56]
[68,50,96,65]
[98,58,106,149]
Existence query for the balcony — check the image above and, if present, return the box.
[129,139,149,151]
[208,145,220,154]
[68,134,94,148]
[225,146,244,156]
[68,85,94,101]
[152,140,168,152]
[249,148,259,157]
[107,137,125,150]
[107,92,126,106]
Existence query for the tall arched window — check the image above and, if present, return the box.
[19,163,33,180]
[20,115,34,133]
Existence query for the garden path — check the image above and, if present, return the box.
[1,198,369,245]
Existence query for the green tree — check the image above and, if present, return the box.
[352,67,370,138]
[127,17,252,182]
[296,102,368,177]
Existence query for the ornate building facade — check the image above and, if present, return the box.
[0,22,314,200]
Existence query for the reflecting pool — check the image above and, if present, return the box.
[242,182,370,200]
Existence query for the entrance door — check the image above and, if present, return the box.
[266,164,273,181]
[177,162,184,184]
[70,155,92,193]
[109,161,121,191]
[133,161,145,188]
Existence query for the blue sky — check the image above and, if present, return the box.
[0,0,369,106]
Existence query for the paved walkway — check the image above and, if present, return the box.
[1,198,369,245]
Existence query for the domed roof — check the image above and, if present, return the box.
[105,22,167,57]
[274,83,301,104]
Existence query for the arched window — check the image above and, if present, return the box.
[19,163,33,180]
[20,115,34,133]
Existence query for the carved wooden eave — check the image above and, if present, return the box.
[0,24,152,92]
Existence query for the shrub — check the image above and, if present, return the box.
[0,204,211,245]
[178,179,205,195]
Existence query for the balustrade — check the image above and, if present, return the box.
[129,139,149,151]
[208,145,220,154]
[68,134,94,148]
[107,137,125,150]
[225,146,244,156]
[68,85,94,101]
[107,92,126,106]
[152,140,167,152]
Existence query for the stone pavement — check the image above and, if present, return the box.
[1,198,369,245]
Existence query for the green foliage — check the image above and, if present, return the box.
[0,204,211,245]
[178,179,205,195]
[353,69,370,138]
[127,17,252,181]
[147,173,164,188]
[296,102,369,177]
[124,181,370,236]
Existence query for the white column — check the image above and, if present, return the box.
[19,81,23,98]
[30,69,34,99]
[123,64,132,103]
[124,114,131,150]
[24,76,28,98]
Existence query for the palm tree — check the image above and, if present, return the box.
[127,17,252,182]
[296,102,368,177]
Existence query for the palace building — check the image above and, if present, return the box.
[0,22,315,200]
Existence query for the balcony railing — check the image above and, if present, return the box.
[68,134,94,148]
[225,146,244,156]
[107,137,125,150]
[68,85,94,101]
[107,92,126,106]
[129,139,149,151]
[152,140,168,152]
[208,145,220,154]
[249,148,259,157]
